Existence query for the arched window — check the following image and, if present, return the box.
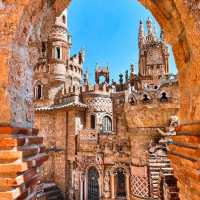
[160,92,168,102]
[142,94,150,103]
[91,115,96,129]
[88,167,99,200]
[35,84,43,100]
[102,116,112,132]
[62,15,66,24]
[55,46,62,60]
[116,171,126,197]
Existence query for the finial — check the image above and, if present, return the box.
[138,20,145,47]
[125,70,129,83]
[83,68,89,85]
[119,73,123,85]
[146,17,153,35]
[130,64,134,73]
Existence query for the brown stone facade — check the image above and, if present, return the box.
[0,1,200,200]
[33,10,181,200]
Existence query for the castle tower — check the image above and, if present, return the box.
[48,8,71,83]
[138,18,169,88]
[138,20,145,48]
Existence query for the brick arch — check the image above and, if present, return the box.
[139,0,200,123]
[0,1,200,199]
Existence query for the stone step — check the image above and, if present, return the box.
[0,168,38,187]
[0,162,28,173]
[0,145,46,163]
[0,127,39,136]
[48,195,64,200]
[0,136,43,148]
[25,153,48,168]
[46,189,61,197]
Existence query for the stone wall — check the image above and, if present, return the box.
[35,110,68,196]
[1,0,200,199]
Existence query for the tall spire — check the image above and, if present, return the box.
[146,17,153,35]
[138,20,145,48]
[146,17,157,42]
[83,68,89,85]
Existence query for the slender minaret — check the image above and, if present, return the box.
[138,20,145,48]
[146,17,153,35]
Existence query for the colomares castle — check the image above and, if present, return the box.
[0,1,199,200]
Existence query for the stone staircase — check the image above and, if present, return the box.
[168,123,200,200]
[37,182,64,200]
[0,125,48,199]
[148,152,173,199]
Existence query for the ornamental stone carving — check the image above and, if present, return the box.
[87,97,112,113]
[104,171,111,198]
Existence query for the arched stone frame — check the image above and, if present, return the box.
[95,68,110,84]
[109,163,130,200]
[33,81,44,100]
[100,113,113,133]
[89,112,96,129]
[83,165,103,200]
[54,45,62,60]
[128,93,137,105]
[140,92,152,104]
[0,1,200,199]
[159,90,169,103]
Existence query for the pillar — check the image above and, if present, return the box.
[111,173,115,199]
[99,172,103,198]
[126,174,130,200]
[80,172,85,200]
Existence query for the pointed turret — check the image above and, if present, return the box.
[138,20,145,48]
[83,69,89,85]
[146,17,153,35]
[146,17,157,42]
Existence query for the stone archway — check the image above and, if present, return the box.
[0,1,200,199]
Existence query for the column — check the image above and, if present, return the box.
[126,174,130,200]
[99,172,103,198]
[80,173,85,200]
[111,173,115,199]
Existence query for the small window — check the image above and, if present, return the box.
[42,42,46,53]
[102,116,112,132]
[62,15,66,24]
[35,84,42,100]
[160,92,168,102]
[91,115,96,129]
[143,94,150,103]
[55,47,61,60]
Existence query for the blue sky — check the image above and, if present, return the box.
[68,0,177,83]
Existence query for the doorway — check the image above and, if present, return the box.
[116,171,126,198]
[88,167,99,200]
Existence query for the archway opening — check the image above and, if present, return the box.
[116,170,126,198]
[88,167,100,200]
[102,116,112,133]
